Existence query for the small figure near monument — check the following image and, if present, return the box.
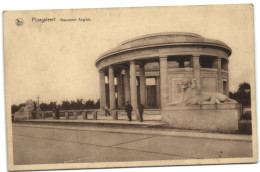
[125,101,133,121]
[168,78,236,106]
[138,103,144,122]
[104,105,110,116]
[55,105,60,119]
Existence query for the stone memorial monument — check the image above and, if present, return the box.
[96,32,242,132]
[14,99,35,121]
[162,78,241,132]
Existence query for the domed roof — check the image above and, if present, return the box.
[96,32,232,65]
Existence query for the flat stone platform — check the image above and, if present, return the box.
[15,119,167,129]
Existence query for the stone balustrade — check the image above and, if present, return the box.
[39,109,119,121]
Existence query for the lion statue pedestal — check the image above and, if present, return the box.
[161,79,242,132]
[162,103,242,132]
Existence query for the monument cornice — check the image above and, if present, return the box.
[96,42,231,65]
[96,44,230,70]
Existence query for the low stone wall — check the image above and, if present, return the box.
[161,103,242,132]
[14,112,32,121]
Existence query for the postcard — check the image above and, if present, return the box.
[3,4,257,171]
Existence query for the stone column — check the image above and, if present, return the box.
[226,61,230,97]
[73,111,78,120]
[109,66,116,110]
[155,76,160,108]
[139,63,146,106]
[99,69,106,112]
[217,58,223,93]
[193,55,201,89]
[82,111,87,120]
[130,61,138,110]
[65,111,69,119]
[52,112,56,119]
[159,56,168,108]
[117,71,123,108]
[124,68,131,103]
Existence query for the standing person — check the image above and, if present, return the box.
[104,105,110,116]
[138,103,144,122]
[56,105,60,119]
[125,101,133,121]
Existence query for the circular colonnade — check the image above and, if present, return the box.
[95,32,232,112]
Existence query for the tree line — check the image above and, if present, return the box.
[229,82,251,106]
[12,99,100,114]
[11,82,251,114]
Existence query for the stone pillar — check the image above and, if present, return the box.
[41,112,45,119]
[155,76,160,108]
[92,110,97,120]
[99,69,106,112]
[226,61,230,97]
[65,111,69,120]
[109,66,116,110]
[117,71,124,108]
[73,111,78,120]
[52,112,56,119]
[159,56,168,108]
[124,68,131,103]
[112,110,118,120]
[193,55,201,89]
[130,61,138,110]
[82,111,87,120]
[217,58,223,93]
[139,63,146,106]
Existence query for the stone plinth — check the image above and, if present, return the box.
[92,111,98,120]
[73,111,78,120]
[52,112,56,119]
[41,112,45,119]
[65,111,69,119]
[14,112,32,121]
[82,111,87,120]
[161,103,241,132]
[112,110,118,120]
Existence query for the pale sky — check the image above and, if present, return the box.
[4,5,255,105]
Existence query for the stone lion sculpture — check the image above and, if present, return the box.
[168,79,236,105]
[17,99,35,113]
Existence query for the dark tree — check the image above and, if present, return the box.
[238,82,250,93]
[85,99,95,109]
[40,103,49,111]
[49,102,57,111]
[95,99,100,109]
[61,101,71,110]
[12,98,100,113]
[230,82,251,106]
[11,105,20,114]
[11,103,26,114]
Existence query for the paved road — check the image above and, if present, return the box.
[12,124,253,165]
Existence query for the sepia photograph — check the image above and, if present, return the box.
[2,3,257,171]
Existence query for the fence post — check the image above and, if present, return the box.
[65,111,69,120]
[82,111,87,120]
[92,110,97,120]
[52,112,56,119]
[42,112,45,119]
